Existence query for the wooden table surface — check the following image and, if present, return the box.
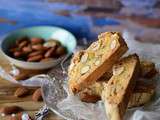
[0,51,63,120]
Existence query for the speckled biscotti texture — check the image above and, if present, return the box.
[80,78,155,107]
[79,60,157,104]
[101,54,140,120]
[140,60,157,78]
[68,32,128,94]
[128,79,155,108]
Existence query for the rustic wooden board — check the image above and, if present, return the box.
[0,52,63,120]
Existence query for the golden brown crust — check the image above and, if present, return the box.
[101,54,140,120]
[68,32,128,94]
[140,60,158,78]
[79,60,157,105]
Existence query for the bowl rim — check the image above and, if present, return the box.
[0,25,77,65]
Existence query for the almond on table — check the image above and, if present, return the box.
[68,32,128,94]
[14,87,29,97]
[101,54,140,120]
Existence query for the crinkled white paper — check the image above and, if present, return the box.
[1,31,160,120]
[41,31,160,120]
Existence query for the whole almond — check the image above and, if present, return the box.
[22,45,32,53]
[44,47,56,58]
[18,41,28,49]
[32,88,43,101]
[27,54,43,62]
[55,46,66,56]
[43,39,61,48]
[40,58,53,62]
[14,87,29,97]
[28,51,43,57]
[13,51,22,58]
[0,106,22,114]
[31,38,44,44]
[32,44,47,51]
[16,36,29,45]
[14,73,29,81]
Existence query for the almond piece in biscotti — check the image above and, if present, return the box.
[0,106,22,114]
[80,53,88,63]
[113,65,124,76]
[14,87,29,97]
[110,34,117,50]
[80,65,90,75]
[32,88,43,102]
[95,60,101,66]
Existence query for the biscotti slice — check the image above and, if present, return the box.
[101,54,140,120]
[140,60,157,78]
[68,32,128,94]
[79,60,157,103]
[128,79,155,107]
[80,78,155,107]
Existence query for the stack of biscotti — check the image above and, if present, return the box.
[68,32,128,94]
[79,60,157,108]
[68,32,157,120]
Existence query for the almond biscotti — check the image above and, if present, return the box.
[80,78,155,107]
[79,60,157,104]
[68,32,128,94]
[101,54,140,120]
[140,60,157,78]
[128,79,155,107]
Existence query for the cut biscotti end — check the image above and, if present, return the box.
[101,54,140,120]
[68,32,128,94]
[128,78,156,107]
[140,60,158,78]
